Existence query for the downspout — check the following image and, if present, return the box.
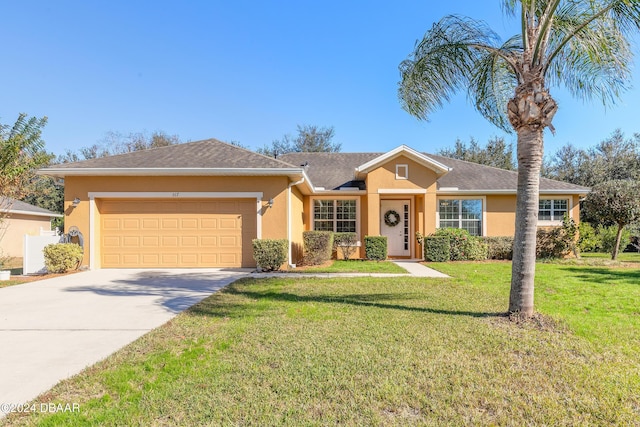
[288,176,305,268]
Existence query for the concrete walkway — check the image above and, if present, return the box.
[0,268,248,415]
[392,260,450,278]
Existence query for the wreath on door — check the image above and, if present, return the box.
[384,210,401,227]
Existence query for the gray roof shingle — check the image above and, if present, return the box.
[279,152,589,193]
[47,139,297,170]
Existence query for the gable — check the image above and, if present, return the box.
[365,154,439,192]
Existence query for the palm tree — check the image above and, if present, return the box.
[398,0,640,317]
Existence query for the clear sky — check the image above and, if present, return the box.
[1,1,639,159]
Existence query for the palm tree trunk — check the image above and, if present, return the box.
[612,224,624,260]
[509,126,544,317]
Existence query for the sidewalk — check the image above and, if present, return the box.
[252,261,449,279]
[392,260,450,278]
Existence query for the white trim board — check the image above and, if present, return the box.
[87,191,264,269]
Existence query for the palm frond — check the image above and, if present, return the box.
[398,15,518,129]
[470,35,522,132]
[544,1,633,106]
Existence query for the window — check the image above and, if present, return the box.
[539,199,568,222]
[438,199,483,236]
[396,164,408,180]
[313,199,357,233]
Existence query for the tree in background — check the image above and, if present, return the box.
[584,180,640,260]
[57,130,181,163]
[257,125,341,157]
[0,114,51,201]
[545,129,640,187]
[438,136,515,170]
[398,1,640,317]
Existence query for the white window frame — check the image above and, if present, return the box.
[436,196,486,236]
[538,197,572,226]
[310,196,361,240]
[395,164,409,180]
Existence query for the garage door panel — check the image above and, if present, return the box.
[162,236,179,247]
[100,199,256,268]
[142,236,159,247]
[142,219,160,229]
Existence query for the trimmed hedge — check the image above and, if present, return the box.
[483,236,514,260]
[303,231,334,265]
[364,236,387,261]
[43,243,83,273]
[333,232,358,260]
[433,228,488,261]
[424,235,450,262]
[252,239,288,271]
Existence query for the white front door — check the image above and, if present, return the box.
[380,200,410,257]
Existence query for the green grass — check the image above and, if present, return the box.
[300,260,408,273]
[4,262,640,425]
[580,251,640,263]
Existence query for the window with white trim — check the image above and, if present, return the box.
[313,199,357,233]
[538,199,568,222]
[438,199,483,236]
[396,164,408,180]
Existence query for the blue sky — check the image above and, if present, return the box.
[2,1,639,158]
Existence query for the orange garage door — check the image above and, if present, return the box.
[99,199,257,268]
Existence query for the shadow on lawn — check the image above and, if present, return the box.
[560,266,640,286]
[217,286,504,319]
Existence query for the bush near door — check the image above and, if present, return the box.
[364,236,387,261]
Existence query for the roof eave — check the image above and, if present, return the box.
[355,145,452,177]
[1,209,63,218]
[436,189,590,195]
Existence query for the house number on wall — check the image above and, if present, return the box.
[172,192,180,197]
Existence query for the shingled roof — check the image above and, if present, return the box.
[0,197,63,217]
[278,151,589,193]
[42,139,298,171]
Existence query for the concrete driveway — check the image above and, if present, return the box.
[0,268,248,412]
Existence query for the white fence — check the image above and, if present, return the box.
[23,235,60,274]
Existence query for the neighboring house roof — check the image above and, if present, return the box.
[0,197,63,218]
[279,151,590,194]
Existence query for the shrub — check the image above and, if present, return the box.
[333,232,358,260]
[536,228,570,259]
[43,243,83,273]
[424,235,450,262]
[433,228,488,261]
[252,239,288,271]
[483,236,514,260]
[578,222,599,253]
[364,236,387,261]
[303,231,334,265]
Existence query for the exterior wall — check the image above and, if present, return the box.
[290,186,305,265]
[0,214,53,258]
[365,155,438,259]
[64,175,291,268]
[482,194,581,237]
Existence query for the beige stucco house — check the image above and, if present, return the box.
[39,139,589,269]
[0,198,62,258]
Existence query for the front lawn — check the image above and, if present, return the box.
[4,263,640,425]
